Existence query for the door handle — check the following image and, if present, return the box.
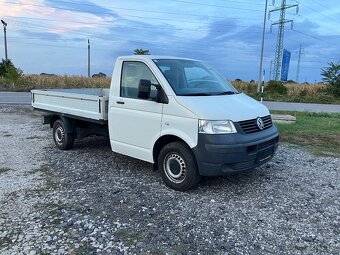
[116,101,125,104]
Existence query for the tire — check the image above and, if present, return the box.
[158,142,201,191]
[52,119,75,150]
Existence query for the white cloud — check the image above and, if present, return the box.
[1,0,104,34]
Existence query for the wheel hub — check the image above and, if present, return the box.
[164,153,187,183]
[55,126,65,145]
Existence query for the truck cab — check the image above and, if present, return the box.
[108,55,279,190]
[32,55,279,191]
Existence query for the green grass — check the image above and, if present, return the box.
[27,164,50,175]
[0,167,12,174]
[0,236,11,247]
[273,111,340,157]
[26,135,44,140]
[115,229,142,246]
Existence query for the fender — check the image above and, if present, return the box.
[49,115,76,133]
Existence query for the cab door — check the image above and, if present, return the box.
[109,61,163,162]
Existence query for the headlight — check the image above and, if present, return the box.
[199,120,237,134]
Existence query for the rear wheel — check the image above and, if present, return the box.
[52,119,74,150]
[158,142,201,191]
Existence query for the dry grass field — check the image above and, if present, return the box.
[231,80,339,104]
[0,75,339,104]
[0,75,111,90]
[231,80,327,97]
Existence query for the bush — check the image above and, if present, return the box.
[287,79,297,83]
[231,80,257,95]
[0,59,23,84]
[321,62,340,97]
[266,80,288,95]
[92,72,107,78]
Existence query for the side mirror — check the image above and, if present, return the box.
[138,79,151,99]
[156,88,169,104]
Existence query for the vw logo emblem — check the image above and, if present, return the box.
[257,117,264,130]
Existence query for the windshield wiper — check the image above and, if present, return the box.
[214,91,239,95]
[181,93,213,96]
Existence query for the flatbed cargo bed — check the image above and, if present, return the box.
[31,88,110,121]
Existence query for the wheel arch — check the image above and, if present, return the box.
[49,115,60,128]
[50,115,75,133]
[153,135,196,169]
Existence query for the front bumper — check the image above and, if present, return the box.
[192,126,279,176]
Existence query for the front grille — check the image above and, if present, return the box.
[239,115,272,133]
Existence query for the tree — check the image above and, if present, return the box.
[133,49,150,55]
[92,72,106,78]
[321,62,340,97]
[0,59,23,82]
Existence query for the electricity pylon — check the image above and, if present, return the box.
[269,0,298,81]
[296,44,304,82]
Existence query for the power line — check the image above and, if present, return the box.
[43,0,263,20]
[3,2,263,27]
[156,0,263,11]
[286,10,340,35]
[309,0,337,14]
[298,1,339,24]
[292,29,326,42]
[4,15,263,34]
[4,0,335,43]
[7,15,335,61]
[6,37,330,65]
[3,0,338,73]
[9,16,324,48]
[4,0,263,19]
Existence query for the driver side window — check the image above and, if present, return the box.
[121,61,159,100]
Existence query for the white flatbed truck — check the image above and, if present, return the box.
[32,55,279,191]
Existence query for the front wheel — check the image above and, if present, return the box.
[52,119,74,150]
[158,142,201,191]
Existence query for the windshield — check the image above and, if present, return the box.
[153,59,238,96]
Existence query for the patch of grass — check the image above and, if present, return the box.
[0,167,12,174]
[116,229,142,246]
[150,248,164,255]
[4,191,20,204]
[0,236,11,247]
[273,111,340,157]
[26,164,57,192]
[43,202,65,222]
[172,244,188,254]
[26,136,44,140]
[68,244,96,255]
[27,164,50,175]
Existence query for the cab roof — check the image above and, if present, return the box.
[117,55,199,61]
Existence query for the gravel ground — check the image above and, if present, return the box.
[0,105,339,255]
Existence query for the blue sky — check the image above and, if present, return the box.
[0,0,339,82]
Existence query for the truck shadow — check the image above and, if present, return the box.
[62,136,276,196]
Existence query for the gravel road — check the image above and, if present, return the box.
[0,106,339,255]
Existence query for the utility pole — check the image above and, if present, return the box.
[1,19,8,60]
[296,44,304,82]
[269,0,298,81]
[88,39,90,78]
[257,0,269,92]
